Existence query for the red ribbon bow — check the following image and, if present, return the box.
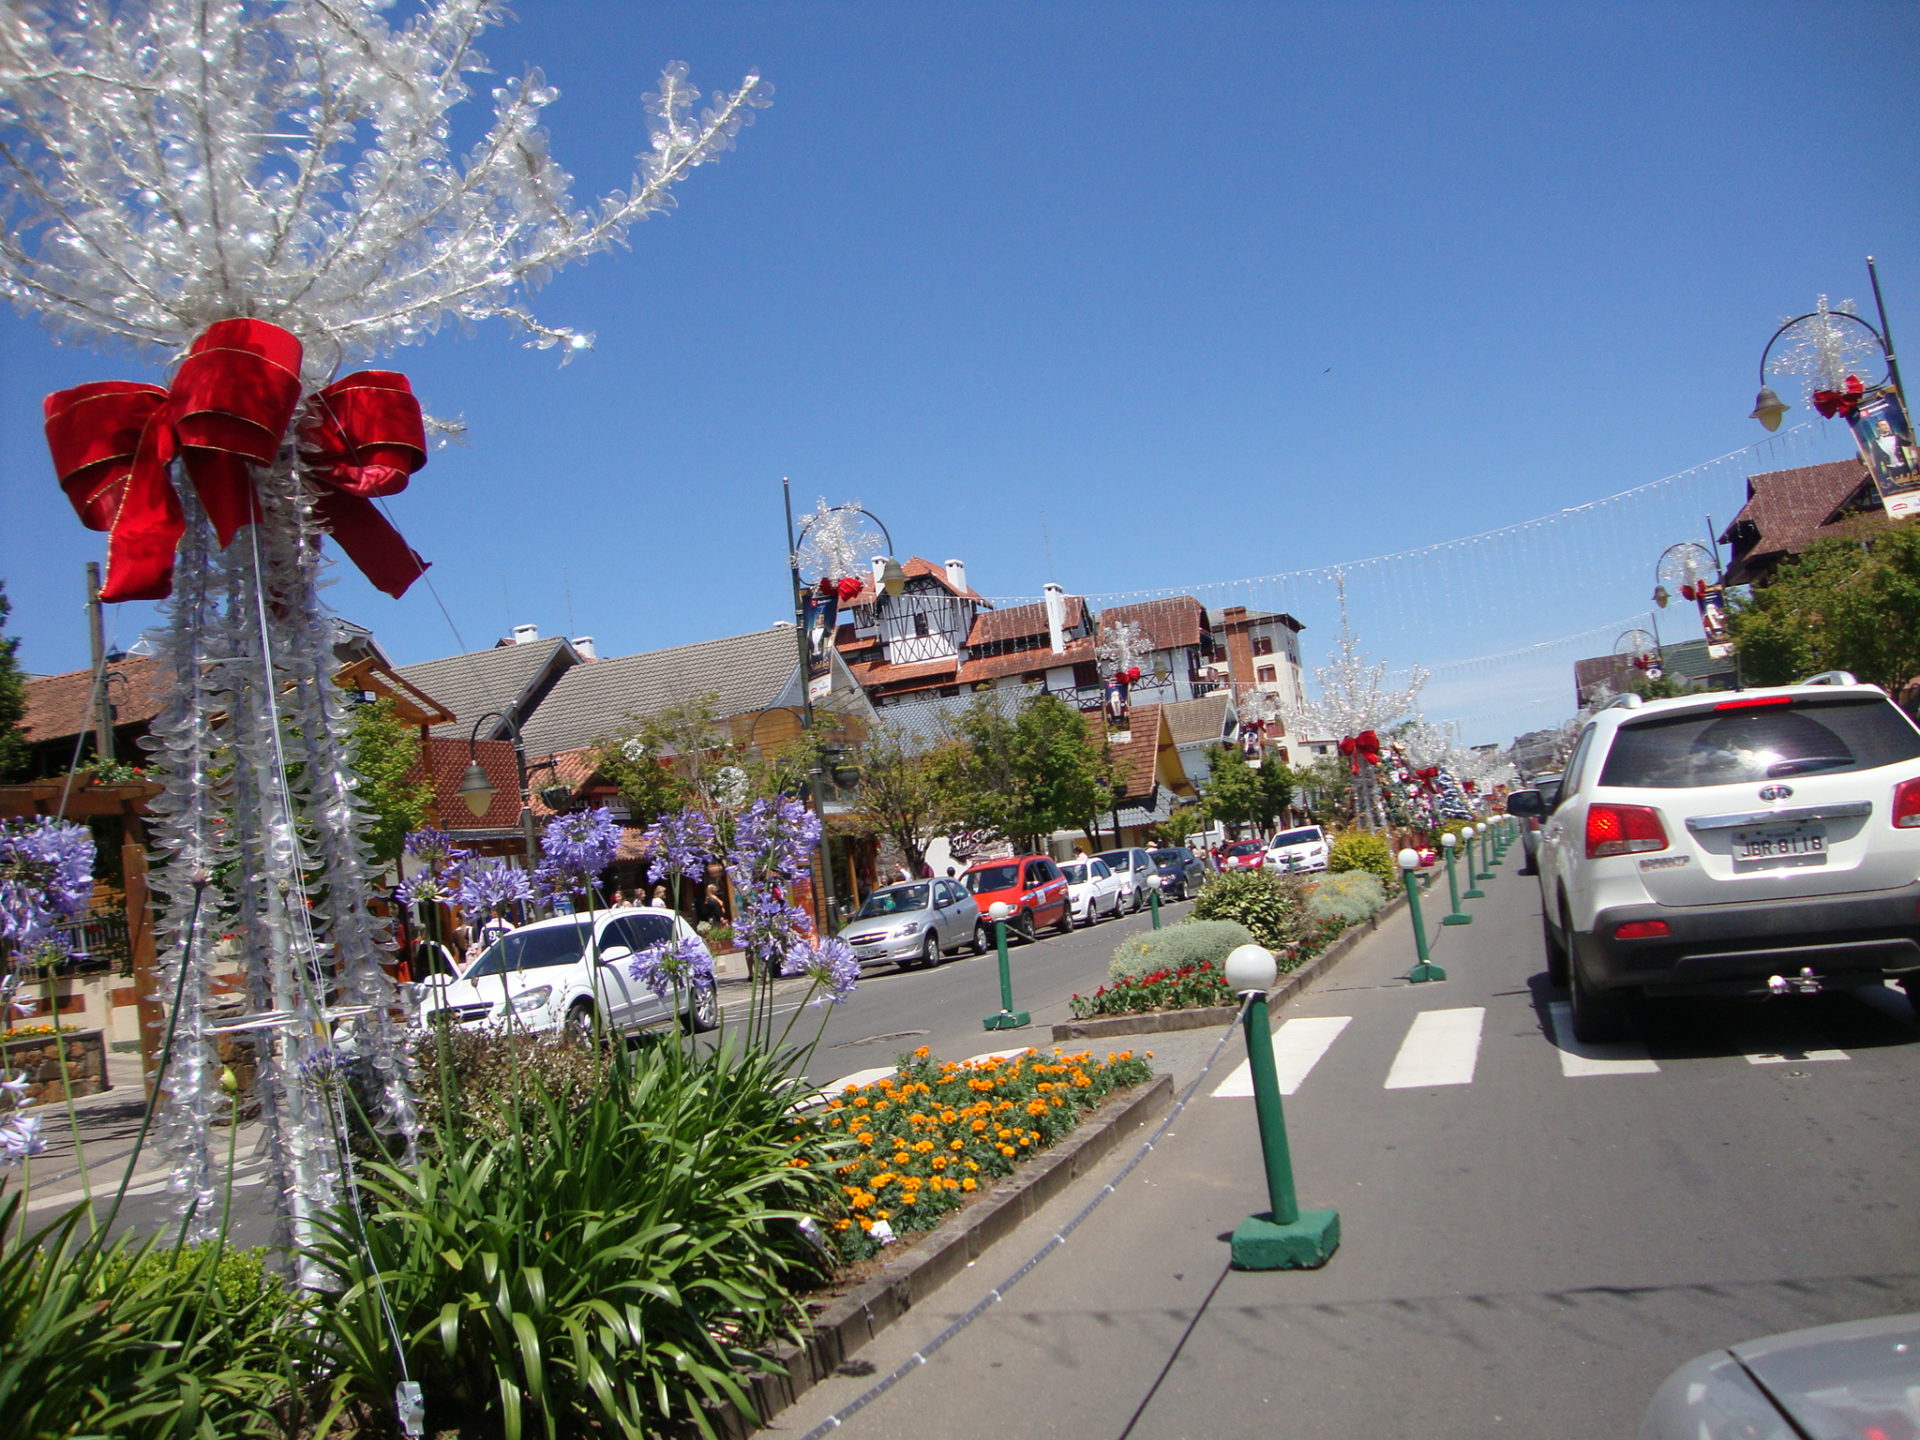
[1338,730,1382,774]
[814,577,864,602]
[44,318,428,603]
[1811,375,1866,420]
[1413,765,1441,794]
[1120,666,1142,684]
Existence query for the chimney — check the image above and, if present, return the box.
[945,558,967,594]
[511,624,539,645]
[571,636,597,660]
[1043,583,1067,656]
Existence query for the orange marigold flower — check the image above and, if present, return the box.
[849,1191,873,1210]
[913,1139,935,1154]
[961,1177,978,1192]
[998,1144,1016,1157]
[857,1132,875,1146]
[913,1045,931,1059]
[894,1151,911,1166]
[931,1156,948,1170]
[950,1138,965,1150]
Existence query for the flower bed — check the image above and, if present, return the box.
[815,1046,1154,1261]
[1068,961,1235,1019]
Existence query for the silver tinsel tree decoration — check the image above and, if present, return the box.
[1,0,767,1262]
[1765,296,1885,400]
[1294,580,1426,829]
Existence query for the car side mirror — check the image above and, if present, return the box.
[597,944,634,964]
[1504,790,1544,818]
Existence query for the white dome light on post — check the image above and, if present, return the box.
[1396,847,1419,871]
[1224,943,1277,995]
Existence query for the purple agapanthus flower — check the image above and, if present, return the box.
[627,934,716,1001]
[0,817,95,951]
[536,806,622,898]
[403,827,470,865]
[0,1111,44,1165]
[452,859,535,917]
[726,796,821,891]
[781,936,859,1005]
[643,807,716,886]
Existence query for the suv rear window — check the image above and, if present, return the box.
[1598,697,1920,790]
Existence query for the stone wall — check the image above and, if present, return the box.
[0,1028,111,1102]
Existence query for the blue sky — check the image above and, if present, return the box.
[2,1,1915,743]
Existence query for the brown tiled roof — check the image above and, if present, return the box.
[1721,459,1882,584]
[412,736,527,832]
[1163,693,1232,747]
[1108,704,1166,800]
[957,635,1095,685]
[838,557,987,606]
[1099,597,1205,653]
[965,596,1084,648]
[22,654,172,744]
[848,657,960,688]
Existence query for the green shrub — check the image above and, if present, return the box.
[1328,829,1395,885]
[1188,869,1309,951]
[1109,919,1256,981]
[313,1039,838,1440]
[412,1025,616,1158]
[0,1194,309,1439]
[1306,869,1388,925]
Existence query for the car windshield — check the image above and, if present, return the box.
[1598,697,1920,789]
[964,864,1021,893]
[856,885,928,918]
[463,920,592,978]
[1270,827,1323,847]
[1149,850,1179,864]
[1223,841,1263,856]
[1062,862,1089,884]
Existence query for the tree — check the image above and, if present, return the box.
[947,693,1113,852]
[1729,520,1920,702]
[345,697,432,869]
[850,721,955,876]
[589,697,732,828]
[0,583,26,782]
[1198,743,1295,833]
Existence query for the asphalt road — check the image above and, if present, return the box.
[771,862,1920,1440]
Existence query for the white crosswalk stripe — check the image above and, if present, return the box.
[1211,1015,1350,1097]
[1546,1002,1660,1076]
[1383,1007,1484,1089]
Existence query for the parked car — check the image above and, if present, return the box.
[1511,676,1920,1042]
[1061,857,1125,925]
[838,878,983,969]
[1094,847,1160,910]
[1148,847,1209,900]
[1217,839,1268,872]
[421,908,719,1037]
[1638,1311,1920,1440]
[961,854,1073,940]
[1514,773,1562,875]
[1265,825,1330,874]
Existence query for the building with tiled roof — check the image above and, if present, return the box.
[1206,605,1306,714]
[1719,458,1883,586]
[395,631,585,743]
[1097,703,1197,844]
[832,556,995,705]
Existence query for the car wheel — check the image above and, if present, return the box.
[1542,911,1570,987]
[1019,909,1039,943]
[565,999,596,1041]
[1055,900,1074,936]
[683,979,720,1033]
[973,922,992,955]
[1568,946,1630,1043]
[918,932,938,969]
[1130,887,1143,913]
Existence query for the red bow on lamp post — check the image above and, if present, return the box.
[1412,765,1441,795]
[44,318,429,603]
[1338,730,1382,775]
[1811,375,1866,420]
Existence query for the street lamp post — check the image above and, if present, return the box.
[455,710,549,876]
[782,479,906,933]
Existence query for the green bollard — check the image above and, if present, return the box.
[1223,944,1340,1270]
[1462,830,1486,900]
[981,906,1029,1031]
[1399,849,1446,983]
[1489,818,1506,865]
[1439,832,1472,926]
[1472,823,1495,882]
[1149,884,1162,929]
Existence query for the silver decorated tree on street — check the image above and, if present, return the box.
[1292,583,1426,829]
[0,0,766,1259]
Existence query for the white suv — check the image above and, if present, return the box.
[1509,677,1920,1042]
[1266,824,1330,874]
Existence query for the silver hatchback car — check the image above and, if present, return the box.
[837,878,984,969]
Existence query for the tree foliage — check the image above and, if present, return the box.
[1729,520,1920,702]
[0,583,26,781]
[1197,742,1294,833]
[945,693,1113,852]
[850,721,954,875]
[345,697,431,868]
[588,697,732,828]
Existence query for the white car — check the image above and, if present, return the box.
[1510,676,1920,1042]
[1062,857,1126,926]
[420,908,720,1037]
[1266,824,1330,874]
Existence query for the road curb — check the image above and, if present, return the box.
[722,1070,1176,1437]
[1046,885,1413,1043]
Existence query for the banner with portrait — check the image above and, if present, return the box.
[1849,386,1920,520]
[1697,581,1733,659]
[802,591,838,701]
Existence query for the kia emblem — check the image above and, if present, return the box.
[1759,783,1793,801]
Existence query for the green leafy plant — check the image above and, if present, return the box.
[1306,869,1388,925]
[1109,919,1256,981]
[1327,829,1395,885]
[411,1026,617,1158]
[311,1037,837,1440]
[1189,870,1308,951]
[1070,961,1236,1019]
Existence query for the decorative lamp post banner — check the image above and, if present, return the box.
[1848,387,1920,520]
[803,590,838,701]
[1696,582,1733,659]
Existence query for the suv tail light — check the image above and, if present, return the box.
[1894,778,1920,829]
[1587,803,1668,858]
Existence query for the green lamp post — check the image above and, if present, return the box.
[981,901,1030,1031]
[1399,847,1446,984]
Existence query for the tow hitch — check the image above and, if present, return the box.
[1767,967,1823,996]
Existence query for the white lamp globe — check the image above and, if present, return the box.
[1441,831,1456,849]
[1396,847,1419,871]
[988,901,1015,921]
[1473,823,1487,838]
[1223,943,1277,994]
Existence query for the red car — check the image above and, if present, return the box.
[1218,839,1268,872]
[960,855,1073,941]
